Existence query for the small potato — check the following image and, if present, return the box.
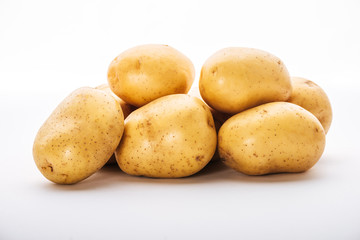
[218,102,325,175]
[33,87,124,184]
[108,44,195,107]
[199,47,292,114]
[287,77,332,134]
[115,94,217,178]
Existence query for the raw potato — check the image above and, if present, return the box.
[115,94,217,178]
[96,83,136,119]
[199,47,292,114]
[218,102,326,175]
[287,77,332,134]
[33,87,124,184]
[108,44,195,107]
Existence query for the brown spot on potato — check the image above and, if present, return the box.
[207,116,215,129]
[135,58,141,70]
[211,67,218,76]
[146,119,152,126]
[195,155,204,161]
[219,147,234,163]
[60,174,69,182]
[304,80,317,87]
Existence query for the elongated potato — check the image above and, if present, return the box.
[218,102,325,175]
[33,87,124,184]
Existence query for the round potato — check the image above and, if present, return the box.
[108,44,195,107]
[115,94,217,178]
[33,87,124,184]
[287,77,332,134]
[218,102,326,175]
[199,47,292,114]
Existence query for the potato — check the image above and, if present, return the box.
[287,77,332,134]
[107,44,195,107]
[33,87,124,184]
[95,83,136,119]
[218,102,325,175]
[199,47,292,114]
[115,94,217,178]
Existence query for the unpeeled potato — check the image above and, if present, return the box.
[108,44,195,107]
[33,87,124,184]
[115,94,217,178]
[218,102,326,175]
[199,47,292,114]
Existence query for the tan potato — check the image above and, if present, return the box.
[95,83,136,119]
[115,94,217,178]
[108,44,195,107]
[33,87,124,184]
[287,77,332,134]
[199,47,292,114]
[218,102,325,175]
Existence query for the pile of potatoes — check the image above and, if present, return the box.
[33,44,332,184]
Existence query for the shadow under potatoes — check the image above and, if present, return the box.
[45,155,330,191]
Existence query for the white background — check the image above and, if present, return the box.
[1,0,360,239]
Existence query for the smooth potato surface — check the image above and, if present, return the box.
[108,44,195,107]
[33,87,124,184]
[115,94,217,178]
[96,83,136,119]
[188,85,230,162]
[218,102,325,175]
[199,47,292,114]
[287,77,332,134]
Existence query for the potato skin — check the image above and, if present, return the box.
[188,85,230,131]
[218,102,325,175]
[95,83,136,119]
[115,94,217,178]
[287,77,332,134]
[108,44,195,107]
[187,85,230,162]
[199,47,292,114]
[33,87,124,184]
